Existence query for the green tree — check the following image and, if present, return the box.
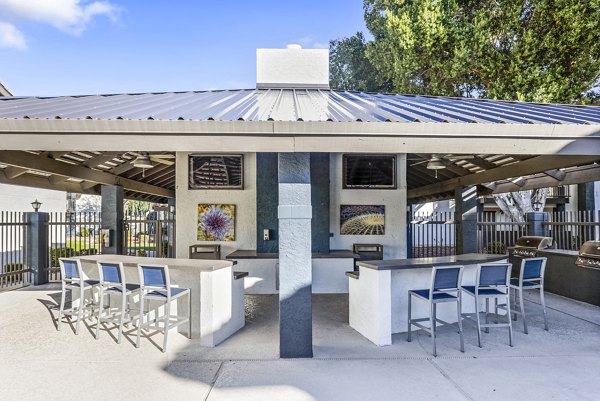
[329,32,390,92]
[124,200,153,217]
[333,0,600,103]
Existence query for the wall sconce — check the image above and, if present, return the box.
[31,199,42,212]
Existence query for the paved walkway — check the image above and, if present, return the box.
[1,284,600,400]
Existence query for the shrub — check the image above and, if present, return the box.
[49,247,98,267]
[3,263,24,273]
[485,241,506,255]
[136,249,147,257]
[80,227,89,237]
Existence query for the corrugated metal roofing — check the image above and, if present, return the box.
[0,89,598,124]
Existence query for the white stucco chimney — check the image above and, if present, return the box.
[256,44,329,89]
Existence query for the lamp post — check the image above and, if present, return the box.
[31,199,42,212]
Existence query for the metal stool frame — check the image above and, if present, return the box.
[408,265,465,357]
[462,263,513,348]
[135,264,191,353]
[57,258,99,335]
[510,257,548,334]
[95,261,141,344]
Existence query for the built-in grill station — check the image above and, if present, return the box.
[576,241,600,269]
[511,236,554,257]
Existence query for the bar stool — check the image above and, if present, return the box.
[408,265,465,357]
[462,263,513,348]
[57,258,100,335]
[95,261,141,344]
[510,257,548,334]
[135,264,191,352]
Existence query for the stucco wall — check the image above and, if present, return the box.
[175,152,257,259]
[329,153,407,259]
[176,152,407,260]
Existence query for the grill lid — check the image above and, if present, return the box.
[515,236,553,250]
[579,241,600,257]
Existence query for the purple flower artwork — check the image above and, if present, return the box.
[197,204,235,241]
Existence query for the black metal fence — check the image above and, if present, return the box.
[409,211,456,257]
[546,211,600,251]
[0,212,29,290]
[47,212,102,282]
[477,212,528,254]
[123,210,176,258]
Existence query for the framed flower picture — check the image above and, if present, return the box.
[197,204,235,241]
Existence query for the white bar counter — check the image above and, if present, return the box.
[226,250,356,294]
[349,253,507,346]
[75,254,245,347]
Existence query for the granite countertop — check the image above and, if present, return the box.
[537,249,579,256]
[357,253,507,271]
[226,249,358,259]
[76,254,234,272]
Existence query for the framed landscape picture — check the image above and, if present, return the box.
[189,154,243,189]
[340,205,385,235]
[197,204,236,241]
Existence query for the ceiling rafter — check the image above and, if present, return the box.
[408,155,600,200]
[0,150,174,198]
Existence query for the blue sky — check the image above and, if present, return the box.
[0,0,366,96]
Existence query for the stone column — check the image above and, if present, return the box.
[454,186,479,254]
[278,152,312,358]
[24,212,49,285]
[526,212,550,237]
[101,185,124,255]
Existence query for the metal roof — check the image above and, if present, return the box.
[0,89,599,124]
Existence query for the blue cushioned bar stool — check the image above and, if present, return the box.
[136,264,191,352]
[510,257,548,334]
[57,258,100,335]
[408,265,465,357]
[462,263,513,348]
[95,261,141,344]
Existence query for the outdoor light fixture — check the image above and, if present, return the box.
[132,155,153,169]
[426,159,446,170]
[533,200,543,212]
[31,199,42,212]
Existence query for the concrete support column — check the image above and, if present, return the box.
[278,152,312,358]
[24,212,49,285]
[455,186,479,254]
[526,212,550,237]
[101,185,124,255]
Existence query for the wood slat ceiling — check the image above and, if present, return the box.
[0,150,598,205]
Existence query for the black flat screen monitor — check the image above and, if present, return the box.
[343,154,396,189]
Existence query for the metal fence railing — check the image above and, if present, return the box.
[0,211,30,291]
[545,210,599,251]
[477,212,529,254]
[409,211,456,257]
[123,211,175,258]
[48,212,102,282]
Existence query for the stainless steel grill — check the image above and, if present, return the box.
[576,241,600,269]
[511,236,554,257]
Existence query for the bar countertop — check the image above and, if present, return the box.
[357,253,507,271]
[226,250,358,259]
[76,254,234,272]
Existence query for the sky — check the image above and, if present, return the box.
[0,0,367,96]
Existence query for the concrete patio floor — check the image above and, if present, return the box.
[2,284,600,401]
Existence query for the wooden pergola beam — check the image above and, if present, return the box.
[492,167,600,194]
[0,150,174,198]
[408,155,600,199]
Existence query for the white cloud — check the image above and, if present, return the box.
[0,0,118,35]
[294,36,329,49]
[0,22,26,49]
